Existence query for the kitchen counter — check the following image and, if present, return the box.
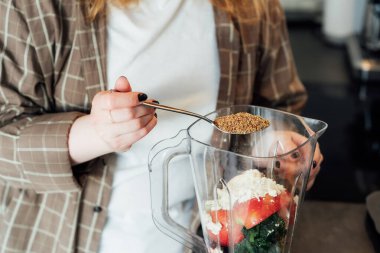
[292,200,378,253]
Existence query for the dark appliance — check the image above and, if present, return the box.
[347,0,380,81]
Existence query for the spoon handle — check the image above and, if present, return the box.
[142,101,214,124]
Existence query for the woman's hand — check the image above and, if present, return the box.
[90,76,157,152]
[306,141,323,190]
[68,76,157,165]
[255,130,323,191]
[283,131,323,190]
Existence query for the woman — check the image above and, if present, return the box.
[0,0,323,252]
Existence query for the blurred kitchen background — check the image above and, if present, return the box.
[281,0,380,201]
[279,0,380,252]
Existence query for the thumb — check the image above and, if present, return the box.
[114,76,132,92]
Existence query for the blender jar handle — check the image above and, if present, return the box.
[148,130,207,253]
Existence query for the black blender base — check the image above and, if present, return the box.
[346,35,380,82]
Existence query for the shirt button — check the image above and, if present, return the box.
[93,206,102,213]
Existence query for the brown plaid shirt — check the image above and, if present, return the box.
[0,0,306,252]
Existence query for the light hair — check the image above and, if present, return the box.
[85,0,265,22]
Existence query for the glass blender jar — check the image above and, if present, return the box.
[148,105,327,253]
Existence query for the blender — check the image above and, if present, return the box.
[148,105,327,253]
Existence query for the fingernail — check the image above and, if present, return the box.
[312,160,317,169]
[153,100,160,104]
[291,152,300,159]
[138,93,147,102]
[275,160,281,168]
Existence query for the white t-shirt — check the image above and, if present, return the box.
[99,0,219,252]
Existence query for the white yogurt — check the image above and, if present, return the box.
[206,169,285,210]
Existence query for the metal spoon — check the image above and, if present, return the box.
[142,101,269,134]
[142,101,220,130]
[142,101,270,134]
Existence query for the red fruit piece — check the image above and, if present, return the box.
[278,190,294,223]
[279,191,292,208]
[210,209,229,226]
[233,193,283,229]
[207,209,244,246]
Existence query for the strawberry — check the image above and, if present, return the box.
[279,191,292,209]
[233,193,283,229]
[207,224,244,246]
[209,209,229,226]
[207,209,244,246]
[206,191,290,245]
[278,191,292,222]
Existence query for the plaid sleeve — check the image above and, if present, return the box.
[0,1,84,193]
[253,0,308,114]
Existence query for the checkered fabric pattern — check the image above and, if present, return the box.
[0,0,306,252]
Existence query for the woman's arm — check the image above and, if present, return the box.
[68,77,157,165]
[253,0,308,115]
[0,1,157,192]
[0,1,157,193]
[0,1,89,193]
